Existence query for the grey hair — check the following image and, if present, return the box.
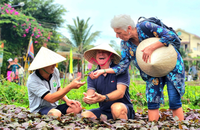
[110,14,135,31]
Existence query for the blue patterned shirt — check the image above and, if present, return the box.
[112,21,185,98]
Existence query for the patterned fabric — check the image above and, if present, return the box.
[112,21,185,104]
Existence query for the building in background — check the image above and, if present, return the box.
[176,29,200,58]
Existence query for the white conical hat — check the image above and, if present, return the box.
[84,44,121,65]
[136,38,177,77]
[7,58,13,62]
[28,47,66,70]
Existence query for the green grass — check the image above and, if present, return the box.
[0,77,200,112]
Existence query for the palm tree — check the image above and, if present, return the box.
[66,17,101,74]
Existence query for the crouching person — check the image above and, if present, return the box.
[27,47,85,117]
[81,44,135,120]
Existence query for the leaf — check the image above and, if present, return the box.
[35,121,47,129]
[137,107,143,114]
[172,116,179,121]
[178,122,183,129]
[160,109,167,112]
[100,114,107,122]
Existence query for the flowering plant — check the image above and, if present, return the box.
[0,3,52,45]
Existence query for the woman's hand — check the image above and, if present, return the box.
[141,44,155,63]
[141,41,165,63]
[89,70,104,79]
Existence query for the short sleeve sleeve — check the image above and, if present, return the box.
[87,75,96,91]
[116,69,130,87]
[27,78,49,98]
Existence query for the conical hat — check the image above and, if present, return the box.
[84,44,121,65]
[28,47,66,70]
[136,38,177,77]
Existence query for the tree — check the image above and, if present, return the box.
[66,17,101,73]
[0,0,67,77]
[109,40,121,55]
[11,0,66,30]
[10,0,67,51]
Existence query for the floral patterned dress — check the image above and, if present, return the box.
[112,21,185,104]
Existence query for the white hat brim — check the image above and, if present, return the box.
[7,58,13,62]
[136,38,177,77]
[84,44,121,65]
[28,47,66,70]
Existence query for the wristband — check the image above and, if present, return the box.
[104,94,109,102]
[103,69,106,74]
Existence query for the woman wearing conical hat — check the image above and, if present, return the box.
[27,47,85,117]
[90,14,185,121]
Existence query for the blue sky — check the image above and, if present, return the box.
[55,0,200,46]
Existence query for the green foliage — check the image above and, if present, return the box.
[63,17,101,72]
[0,77,200,111]
[0,0,67,77]
[129,81,147,108]
[0,81,29,106]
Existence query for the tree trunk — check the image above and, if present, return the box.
[81,54,84,79]
[78,59,80,72]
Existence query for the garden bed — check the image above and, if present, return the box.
[0,104,199,130]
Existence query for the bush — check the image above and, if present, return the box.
[0,81,29,106]
[0,77,200,111]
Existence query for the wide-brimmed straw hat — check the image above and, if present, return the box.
[28,47,66,70]
[136,38,177,77]
[84,44,121,65]
[7,58,13,62]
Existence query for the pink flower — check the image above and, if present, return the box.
[44,43,47,47]
[39,24,41,26]
[38,32,41,34]
[7,4,12,8]
[31,34,34,36]
[37,35,40,38]
[23,34,26,37]
[1,7,4,10]
[10,10,14,14]
[14,12,19,15]
[34,41,38,43]
[32,20,35,21]
[47,36,50,39]
[29,23,31,26]
[5,9,9,14]
[13,26,16,28]
[27,19,29,21]
[25,29,29,33]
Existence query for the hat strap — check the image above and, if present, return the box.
[41,68,50,74]
[90,53,113,66]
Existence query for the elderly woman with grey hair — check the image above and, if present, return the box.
[90,14,185,121]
